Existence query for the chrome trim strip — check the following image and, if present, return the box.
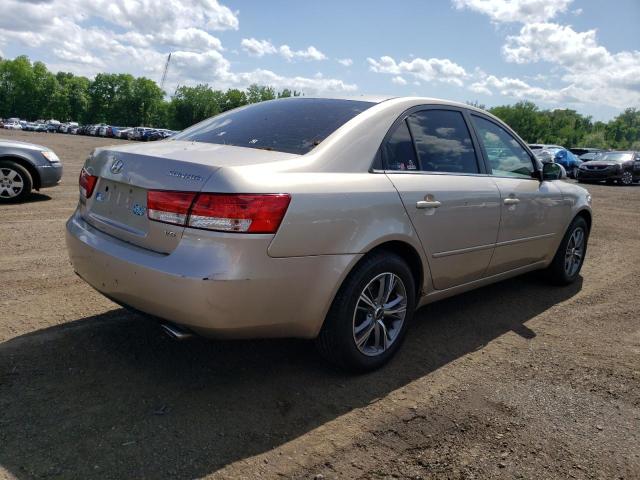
[495,232,555,247]
[432,233,555,258]
[432,243,494,258]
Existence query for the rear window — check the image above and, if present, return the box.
[172,98,375,155]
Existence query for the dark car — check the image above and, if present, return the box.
[577,151,640,186]
[570,147,602,157]
[0,139,63,201]
[579,151,604,162]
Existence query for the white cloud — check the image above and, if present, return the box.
[452,0,573,23]
[0,0,355,96]
[503,23,609,67]
[226,69,356,94]
[240,38,277,57]
[337,58,353,67]
[159,28,224,52]
[240,38,327,61]
[278,45,327,62]
[469,74,577,103]
[368,55,468,86]
[498,22,640,108]
[391,76,407,85]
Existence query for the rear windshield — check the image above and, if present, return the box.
[599,152,633,163]
[171,98,375,155]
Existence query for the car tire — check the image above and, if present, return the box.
[316,251,416,372]
[618,171,633,186]
[0,160,33,203]
[544,216,589,286]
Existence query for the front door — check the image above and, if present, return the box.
[469,114,568,275]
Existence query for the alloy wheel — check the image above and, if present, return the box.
[564,227,585,277]
[620,171,633,185]
[352,272,407,356]
[0,168,24,199]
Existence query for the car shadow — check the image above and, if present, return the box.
[0,274,582,479]
[25,192,52,203]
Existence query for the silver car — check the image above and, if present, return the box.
[1,139,63,202]
[66,97,592,371]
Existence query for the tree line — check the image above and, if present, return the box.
[0,56,299,131]
[1,55,638,149]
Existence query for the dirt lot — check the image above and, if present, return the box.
[0,129,639,480]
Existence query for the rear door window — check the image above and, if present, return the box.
[406,110,480,174]
[382,120,419,171]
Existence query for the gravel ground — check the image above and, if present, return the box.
[0,130,638,480]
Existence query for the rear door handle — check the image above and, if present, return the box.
[503,197,520,205]
[416,200,442,209]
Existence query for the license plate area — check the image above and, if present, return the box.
[89,180,149,235]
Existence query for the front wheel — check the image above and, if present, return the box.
[619,171,634,186]
[544,216,589,285]
[0,160,33,203]
[316,252,416,372]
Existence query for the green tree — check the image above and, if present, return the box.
[168,84,223,129]
[222,88,247,111]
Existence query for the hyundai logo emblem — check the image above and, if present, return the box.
[110,158,124,174]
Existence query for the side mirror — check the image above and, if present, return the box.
[542,162,565,181]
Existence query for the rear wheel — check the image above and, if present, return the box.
[544,216,589,285]
[0,160,32,203]
[316,252,416,372]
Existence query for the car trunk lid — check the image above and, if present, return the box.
[80,140,298,253]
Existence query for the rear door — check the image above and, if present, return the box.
[384,107,501,290]
[469,113,568,275]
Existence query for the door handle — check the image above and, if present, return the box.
[503,197,520,205]
[416,200,442,209]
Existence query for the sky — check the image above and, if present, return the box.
[0,0,638,121]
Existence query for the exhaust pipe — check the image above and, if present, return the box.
[159,322,193,340]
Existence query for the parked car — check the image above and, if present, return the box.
[146,129,177,141]
[570,147,602,157]
[530,145,581,178]
[579,151,604,162]
[129,127,154,140]
[115,127,133,139]
[0,139,63,202]
[529,143,563,151]
[577,151,640,186]
[552,149,582,178]
[4,122,22,130]
[66,97,592,371]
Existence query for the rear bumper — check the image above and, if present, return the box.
[65,211,358,339]
[36,163,63,188]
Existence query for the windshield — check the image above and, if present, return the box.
[172,98,375,155]
[599,152,633,163]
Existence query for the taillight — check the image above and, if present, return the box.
[189,194,291,233]
[79,168,98,198]
[146,191,291,234]
[147,191,196,226]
